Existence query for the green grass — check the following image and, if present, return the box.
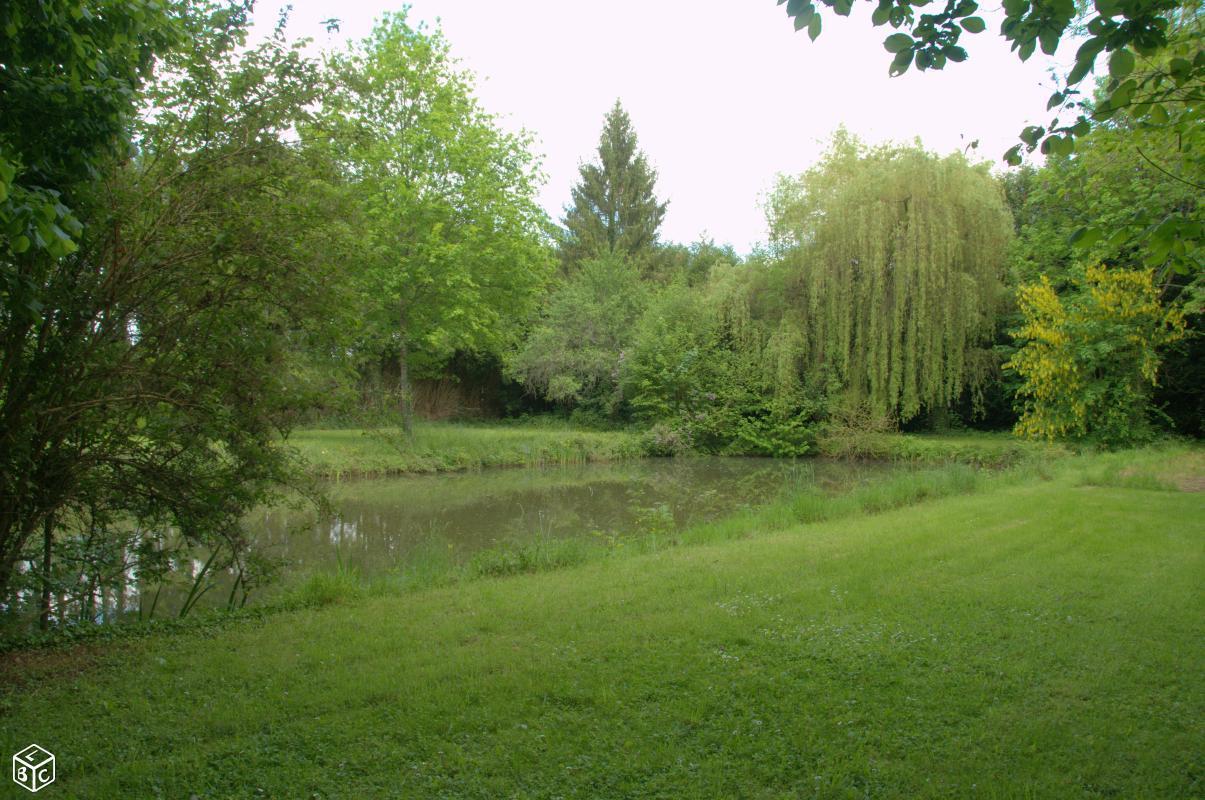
[1,448,1201,798]
[290,421,645,478]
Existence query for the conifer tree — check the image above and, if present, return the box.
[561,101,667,267]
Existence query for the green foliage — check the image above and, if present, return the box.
[1009,36,1202,301]
[1006,265,1187,445]
[1005,92,1201,435]
[642,237,740,285]
[507,254,645,412]
[774,0,1201,169]
[290,422,645,478]
[0,4,352,604]
[622,280,824,456]
[319,12,554,428]
[0,0,179,267]
[768,133,1012,423]
[560,101,668,268]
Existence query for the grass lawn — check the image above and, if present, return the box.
[1,450,1201,798]
[289,421,644,478]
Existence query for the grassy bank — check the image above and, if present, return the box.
[817,429,1069,466]
[2,447,1201,797]
[290,420,1065,479]
[290,421,645,478]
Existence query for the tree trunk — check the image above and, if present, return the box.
[398,301,414,436]
[39,514,53,630]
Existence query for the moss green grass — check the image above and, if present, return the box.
[1,448,1201,798]
[290,421,645,478]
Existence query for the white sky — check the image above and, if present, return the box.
[250,1,1074,253]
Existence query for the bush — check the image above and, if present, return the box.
[640,423,694,456]
[1007,266,1186,447]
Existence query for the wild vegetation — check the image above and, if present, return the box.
[0,0,1201,794]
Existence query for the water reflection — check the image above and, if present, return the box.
[6,457,905,627]
[248,457,895,577]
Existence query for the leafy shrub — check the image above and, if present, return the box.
[640,423,694,457]
[1006,265,1186,446]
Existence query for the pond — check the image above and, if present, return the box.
[12,457,912,626]
[249,457,901,578]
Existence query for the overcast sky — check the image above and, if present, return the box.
[250,1,1073,253]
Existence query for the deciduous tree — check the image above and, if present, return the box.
[321,13,553,433]
[768,133,1012,422]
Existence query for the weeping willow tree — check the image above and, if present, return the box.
[768,132,1012,422]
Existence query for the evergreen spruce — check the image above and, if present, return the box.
[561,101,668,267]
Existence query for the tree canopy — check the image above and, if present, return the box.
[320,12,554,431]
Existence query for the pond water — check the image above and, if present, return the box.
[248,457,901,578]
[11,457,911,627]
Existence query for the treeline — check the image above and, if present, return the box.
[0,2,1198,622]
[494,106,1197,452]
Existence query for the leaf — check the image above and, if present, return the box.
[1020,125,1044,147]
[1108,49,1134,79]
[1070,227,1102,248]
[1046,92,1064,110]
[1108,79,1135,109]
[808,13,822,41]
[786,0,806,13]
[889,48,914,76]
[833,0,853,16]
[884,33,913,53]
[1145,103,1169,125]
[1168,56,1191,83]
[1038,29,1059,55]
[959,16,986,33]
[1004,144,1024,166]
[1077,37,1105,62]
[1068,58,1092,85]
[871,4,891,25]
[1002,0,1028,17]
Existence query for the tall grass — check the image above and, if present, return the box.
[817,429,1066,466]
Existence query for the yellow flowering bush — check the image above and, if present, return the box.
[1006,266,1186,445]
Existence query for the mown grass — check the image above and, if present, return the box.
[2,446,1201,798]
[290,421,645,478]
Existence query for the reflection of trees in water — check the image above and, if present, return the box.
[1,458,904,629]
[253,457,899,580]
[177,459,904,608]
